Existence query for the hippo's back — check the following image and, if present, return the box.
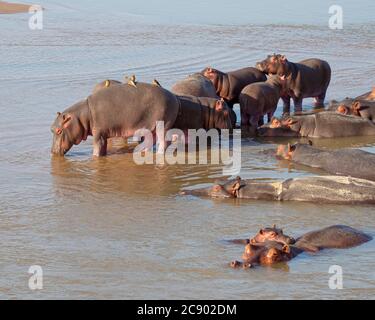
[312,112,375,137]
[171,73,218,98]
[296,225,372,249]
[88,82,180,133]
[229,67,267,83]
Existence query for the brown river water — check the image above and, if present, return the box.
[0,1,374,299]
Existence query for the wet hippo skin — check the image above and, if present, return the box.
[277,143,375,181]
[257,111,375,138]
[171,73,219,99]
[182,176,375,204]
[231,225,371,268]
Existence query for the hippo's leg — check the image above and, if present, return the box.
[282,96,291,116]
[240,111,250,127]
[314,92,326,109]
[293,97,303,114]
[249,115,260,136]
[93,134,108,157]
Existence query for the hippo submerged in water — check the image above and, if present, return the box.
[230,225,372,268]
[181,175,375,204]
[256,54,331,115]
[336,100,375,123]
[276,142,375,181]
[201,66,267,108]
[257,112,375,138]
[51,82,180,156]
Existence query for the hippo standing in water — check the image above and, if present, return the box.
[230,225,371,268]
[257,112,375,138]
[201,67,267,108]
[239,75,287,132]
[256,54,331,115]
[51,82,180,156]
[171,73,219,99]
[276,142,375,181]
[173,95,234,132]
[181,175,375,204]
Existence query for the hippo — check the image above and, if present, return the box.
[257,112,375,138]
[173,95,233,132]
[277,142,375,181]
[294,225,372,253]
[336,100,375,122]
[171,73,219,99]
[51,82,180,156]
[231,241,301,269]
[201,67,267,108]
[239,75,286,132]
[328,97,355,111]
[231,225,371,268]
[181,175,375,204]
[256,54,331,115]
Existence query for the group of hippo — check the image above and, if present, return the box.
[228,225,372,269]
[51,53,375,269]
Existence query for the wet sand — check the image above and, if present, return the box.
[0,1,31,14]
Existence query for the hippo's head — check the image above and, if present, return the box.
[51,111,85,156]
[232,241,293,268]
[257,117,300,137]
[201,67,224,88]
[250,225,296,245]
[259,243,292,265]
[213,99,234,129]
[256,54,288,76]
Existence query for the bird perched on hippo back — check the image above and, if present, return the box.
[256,54,331,116]
[51,82,180,157]
[201,66,267,108]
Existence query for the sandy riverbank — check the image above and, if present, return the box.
[0,1,31,14]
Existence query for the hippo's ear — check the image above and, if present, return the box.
[282,245,290,254]
[56,112,61,117]
[280,55,287,63]
[62,114,72,128]
[259,229,264,235]
[250,238,257,244]
[270,118,281,128]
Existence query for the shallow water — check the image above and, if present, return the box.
[0,0,374,299]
